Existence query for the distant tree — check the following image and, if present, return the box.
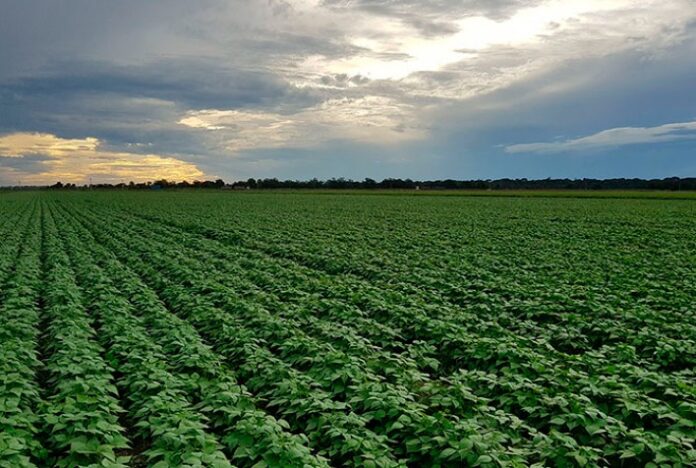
[26,176,696,191]
[363,178,377,189]
[153,179,174,188]
[259,178,281,189]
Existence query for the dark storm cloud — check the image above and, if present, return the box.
[0,154,52,173]
[1,59,309,112]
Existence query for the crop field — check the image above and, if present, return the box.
[0,190,694,467]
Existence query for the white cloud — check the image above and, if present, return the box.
[0,132,207,184]
[179,96,427,153]
[506,121,696,153]
[301,1,632,80]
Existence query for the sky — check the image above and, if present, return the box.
[1,0,695,185]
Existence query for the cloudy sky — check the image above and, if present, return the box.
[1,0,695,184]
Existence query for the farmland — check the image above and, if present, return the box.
[1,190,695,467]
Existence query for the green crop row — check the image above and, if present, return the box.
[69,206,543,466]
[40,202,130,467]
[52,203,329,468]
[62,204,403,467]
[97,223,524,465]
[45,204,232,467]
[0,190,693,467]
[0,202,45,467]
[61,195,696,465]
[103,200,696,465]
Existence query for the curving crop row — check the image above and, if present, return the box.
[40,202,130,467]
[45,203,232,467]
[148,210,695,386]
[99,196,696,466]
[235,214,696,369]
[86,209,427,381]
[125,203,696,372]
[135,216,694,467]
[63,202,547,466]
[51,203,329,468]
[61,204,404,467]
[96,205,696,456]
[1,190,688,467]
[0,201,34,293]
[0,202,46,467]
[198,238,696,464]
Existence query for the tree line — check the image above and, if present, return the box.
[36,177,696,191]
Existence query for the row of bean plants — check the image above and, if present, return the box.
[109,200,696,465]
